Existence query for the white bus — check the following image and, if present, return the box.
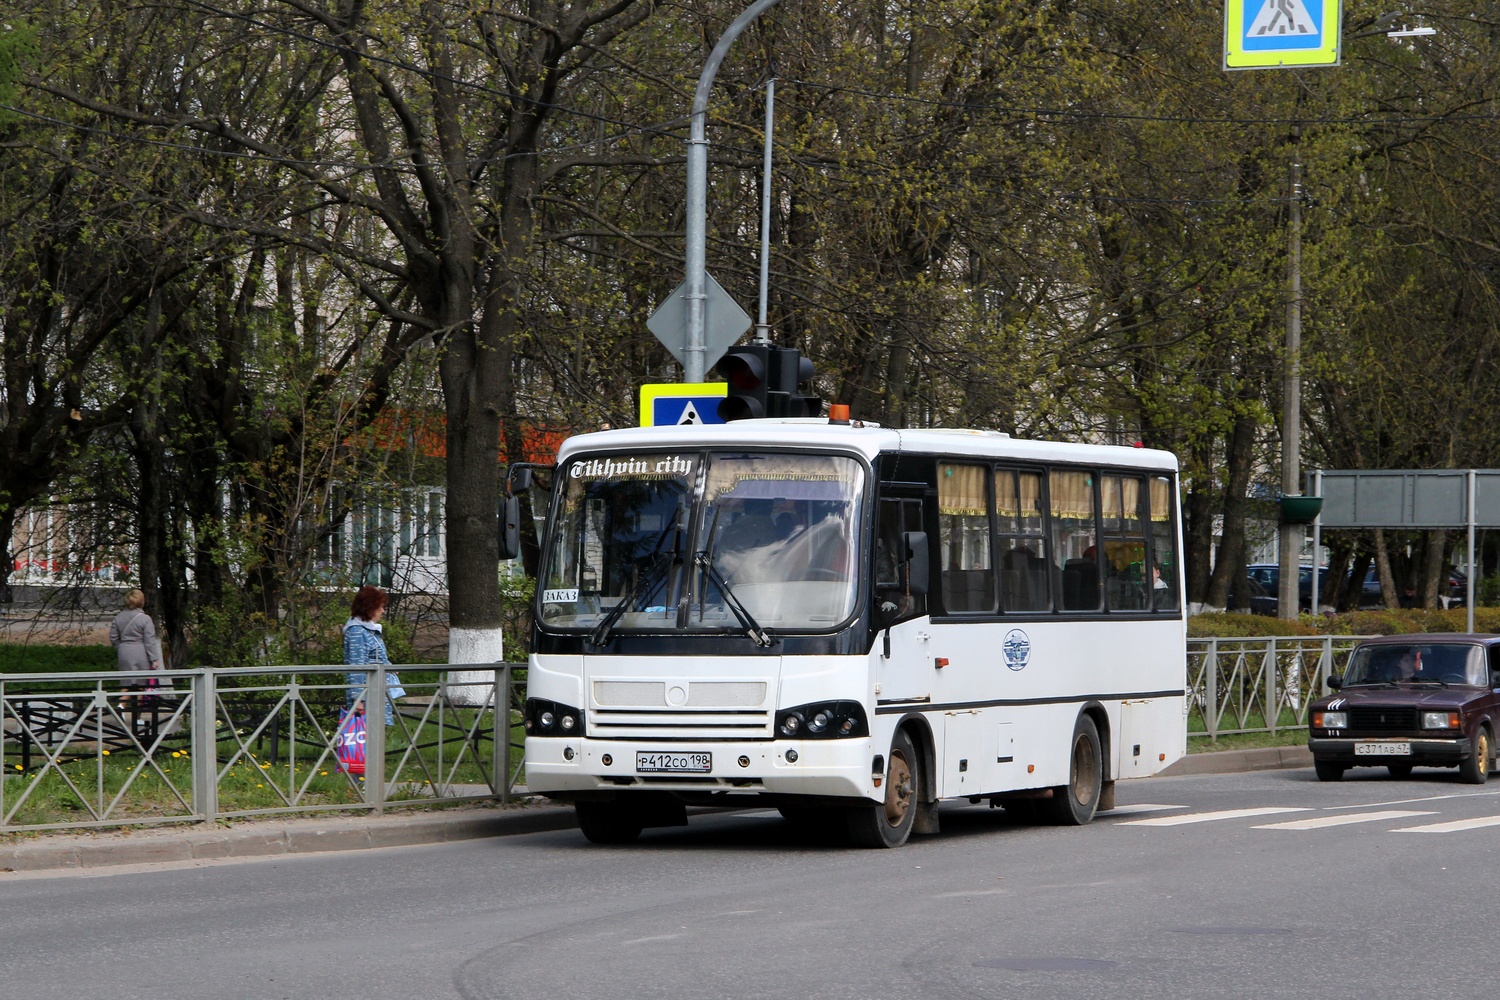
[522,418,1186,847]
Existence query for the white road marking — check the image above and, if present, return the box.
[1099,803,1189,817]
[1323,789,1500,810]
[1392,815,1500,834]
[1120,807,1310,827]
[1252,810,1436,830]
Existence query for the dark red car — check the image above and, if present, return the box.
[1307,634,1500,782]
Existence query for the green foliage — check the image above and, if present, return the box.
[0,643,115,673]
[1320,608,1500,636]
[1187,613,1320,638]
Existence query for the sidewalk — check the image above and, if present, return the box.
[0,747,1312,873]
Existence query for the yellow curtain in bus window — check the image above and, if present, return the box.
[938,464,987,517]
[1149,477,1173,523]
[1050,469,1093,521]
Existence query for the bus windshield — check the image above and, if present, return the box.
[539,451,864,634]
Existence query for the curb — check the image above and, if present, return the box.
[1,747,1313,873]
[1163,745,1313,776]
[0,801,579,874]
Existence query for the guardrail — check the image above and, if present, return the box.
[1188,636,1367,740]
[0,664,522,833]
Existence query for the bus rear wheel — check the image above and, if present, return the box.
[575,801,644,844]
[847,730,920,848]
[1046,715,1102,826]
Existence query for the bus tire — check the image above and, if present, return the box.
[1046,714,1102,826]
[846,729,919,848]
[575,801,644,844]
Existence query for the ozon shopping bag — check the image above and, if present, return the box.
[335,708,367,776]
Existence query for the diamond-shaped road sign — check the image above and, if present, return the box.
[646,272,753,374]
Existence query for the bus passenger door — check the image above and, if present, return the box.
[873,495,933,705]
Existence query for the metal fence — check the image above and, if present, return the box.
[1188,636,1367,740]
[0,664,522,833]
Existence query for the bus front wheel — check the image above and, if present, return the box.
[1047,715,1102,826]
[575,801,644,845]
[847,730,920,848]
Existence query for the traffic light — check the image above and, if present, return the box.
[716,345,820,421]
[716,344,771,420]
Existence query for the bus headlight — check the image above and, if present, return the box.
[775,701,868,740]
[524,698,585,737]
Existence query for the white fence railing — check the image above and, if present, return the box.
[1188,636,1368,740]
[1,664,521,833]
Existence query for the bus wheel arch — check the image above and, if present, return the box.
[848,724,927,847]
[1046,710,1104,826]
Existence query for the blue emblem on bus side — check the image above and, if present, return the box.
[1003,629,1031,671]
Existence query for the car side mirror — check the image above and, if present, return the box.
[1327,674,1343,691]
[902,531,929,596]
[498,495,521,561]
[1490,670,1500,689]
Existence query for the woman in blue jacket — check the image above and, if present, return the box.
[344,585,402,725]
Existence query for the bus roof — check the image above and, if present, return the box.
[554,420,1178,472]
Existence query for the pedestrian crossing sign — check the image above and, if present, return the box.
[638,383,728,427]
[1225,0,1341,70]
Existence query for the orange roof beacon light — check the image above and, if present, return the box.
[828,403,851,425]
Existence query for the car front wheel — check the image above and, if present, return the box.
[1314,759,1345,782]
[1459,727,1491,785]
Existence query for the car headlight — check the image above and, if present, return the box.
[1314,711,1347,729]
[1422,711,1460,730]
[775,700,868,739]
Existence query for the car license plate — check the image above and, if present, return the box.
[635,751,712,773]
[1355,741,1411,756]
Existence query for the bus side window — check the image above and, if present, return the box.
[937,463,995,614]
[1050,469,1100,612]
[1149,476,1180,612]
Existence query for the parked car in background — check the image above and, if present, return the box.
[1358,567,1467,609]
[1245,564,1328,614]
[1307,634,1500,782]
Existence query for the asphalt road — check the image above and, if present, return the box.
[4,765,1499,1000]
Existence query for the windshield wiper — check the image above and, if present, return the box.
[694,552,773,647]
[589,552,674,647]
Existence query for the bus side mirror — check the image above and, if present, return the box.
[1327,674,1343,691]
[507,466,533,493]
[902,531,929,596]
[499,495,521,561]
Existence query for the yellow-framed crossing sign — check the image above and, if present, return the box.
[1225,0,1341,70]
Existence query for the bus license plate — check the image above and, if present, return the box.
[636,751,712,773]
[1355,741,1411,756]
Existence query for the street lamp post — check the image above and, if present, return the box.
[683,0,781,382]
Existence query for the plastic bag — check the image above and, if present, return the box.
[335,708,367,776]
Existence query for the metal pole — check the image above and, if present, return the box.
[1312,469,1322,611]
[1278,144,1303,621]
[367,667,386,812]
[191,669,217,823]
[753,77,776,346]
[495,666,509,804]
[684,0,781,381]
[1468,469,1477,633]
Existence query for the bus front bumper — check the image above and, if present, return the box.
[524,736,877,799]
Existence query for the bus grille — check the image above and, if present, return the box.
[588,708,772,740]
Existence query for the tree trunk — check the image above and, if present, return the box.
[1374,529,1401,609]
[1206,414,1258,608]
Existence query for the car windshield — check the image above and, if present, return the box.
[539,450,864,634]
[1342,643,1487,686]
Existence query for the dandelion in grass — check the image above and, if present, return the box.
[102,750,110,756]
